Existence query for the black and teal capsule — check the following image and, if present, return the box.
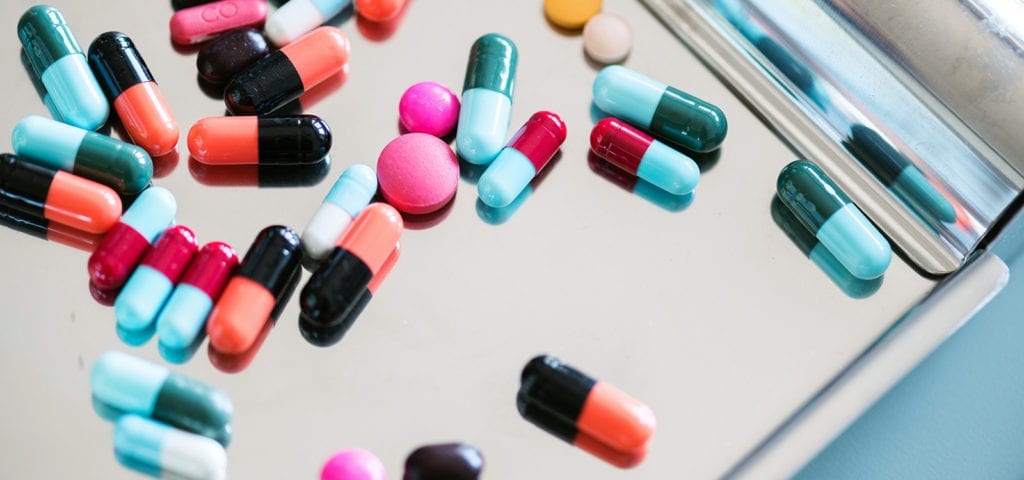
[593,65,727,152]
[777,160,891,280]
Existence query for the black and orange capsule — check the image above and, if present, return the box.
[517,355,656,469]
[187,115,331,165]
[88,32,179,157]
[0,206,101,252]
[0,154,121,234]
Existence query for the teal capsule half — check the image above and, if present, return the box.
[593,65,727,153]
[456,33,518,165]
[776,160,891,280]
[12,115,153,195]
[18,6,108,130]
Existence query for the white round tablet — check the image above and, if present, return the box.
[583,13,633,64]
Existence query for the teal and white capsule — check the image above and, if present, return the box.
[12,115,153,195]
[593,65,727,153]
[456,33,518,165]
[300,164,377,260]
[18,5,108,130]
[776,160,892,280]
[90,351,233,445]
[115,226,199,333]
[114,415,227,480]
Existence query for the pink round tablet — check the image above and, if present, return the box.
[398,81,460,137]
[320,448,386,480]
[377,133,459,215]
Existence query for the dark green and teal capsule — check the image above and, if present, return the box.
[456,33,518,164]
[776,160,891,280]
[12,115,152,195]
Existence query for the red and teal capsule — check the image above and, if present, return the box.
[157,242,239,352]
[593,65,727,152]
[0,154,121,234]
[88,32,179,157]
[12,115,153,195]
[776,160,892,280]
[88,187,177,290]
[590,117,699,196]
[477,111,566,208]
[115,226,199,333]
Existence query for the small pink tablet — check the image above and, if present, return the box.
[320,448,386,480]
[377,133,459,215]
[170,0,268,45]
[398,81,460,137]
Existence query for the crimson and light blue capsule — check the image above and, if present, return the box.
[114,415,228,480]
[776,160,891,280]
[300,163,377,260]
[18,5,108,130]
[590,117,699,196]
[88,186,177,290]
[115,226,199,333]
[456,34,518,165]
[157,242,239,352]
[478,111,566,208]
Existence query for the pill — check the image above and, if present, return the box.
[354,0,405,22]
[582,13,632,64]
[226,26,350,115]
[321,449,386,480]
[0,206,101,252]
[587,154,693,212]
[207,226,303,354]
[544,0,602,29]
[456,34,518,164]
[776,160,892,279]
[0,154,121,234]
[169,0,268,45]
[300,203,402,328]
[517,355,656,469]
[188,157,331,187]
[208,266,298,373]
[377,133,459,214]
[88,186,177,290]
[589,117,698,196]
[266,0,351,46]
[399,81,460,138]
[300,243,398,347]
[847,124,956,223]
[300,164,377,261]
[593,65,727,152]
[157,242,239,350]
[478,111,566,208]
[114,415,227,480]
[12,115,153,195]
[188,115,331,165]
[115,226,199,332]
[90,350,233,445]
[17,5,109,130]
[403,443,484,480]
[196,28,270,84]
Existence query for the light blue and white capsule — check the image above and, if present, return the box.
[456,34,518,164]
[265,0,352,46]
[114,415,227,480]
[301,164,377,260]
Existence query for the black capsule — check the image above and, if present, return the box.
[197,28,269,84]
[403,443,484,480]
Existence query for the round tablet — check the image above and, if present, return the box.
[399,81,460,137]
[321,448,386,480]
[545,0,602,30]
[583,13,633,64]
[377,133,459,215]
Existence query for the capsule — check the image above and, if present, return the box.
[12,115,153,195]
[354,0,405,22]
[456,34,518,164]
[266,0,351,46]
[590,117,699,196]
[0,206,102,252]
[114,415,227,480]
[88,186,177,290]
[169,0,268,45]
[517,355,656,469]
[157,242,239,351]
[188,115,331,165]
[17,5,108,130]
[196,28,269,84]
[320,449,386,480]
[207,226,303,354]
[90,351,233,445]
[88,32,178,157]
[300,243,398,347]
[300,203,402,328]
[404,443,484,480]
[300,164,377,261]
[478,111,566,208]
[0,154,121,234]
[593,65,727,152]
[208,267,298,373]
[226,27,350,115]
[776,160,892,280]
[115,226,199,333]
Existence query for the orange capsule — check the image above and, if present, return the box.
[354,0,406,22]
[187,115,331,165]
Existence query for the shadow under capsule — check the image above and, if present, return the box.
[0,207,102,253]
[587,152,694,213]
[273,68,349,116]
[189,155,331,188]
[355,0,412,42]
[475,150,563,225]
[159,331,206,365]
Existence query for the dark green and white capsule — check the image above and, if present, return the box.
[776,160,891,280]
[12,115,152,195]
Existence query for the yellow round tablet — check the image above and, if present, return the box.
[544,0,602,30]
